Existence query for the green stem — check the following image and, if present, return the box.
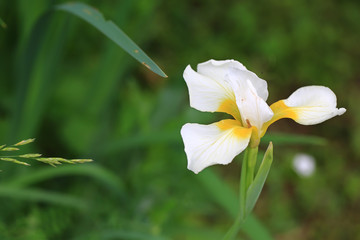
[222,146,259,240]
[245,146,258,190]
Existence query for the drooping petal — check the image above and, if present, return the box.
[183,65,241,120]
[264,86,346,129]
[226,69,273,132]
[197,59,269,101]
[180,119,252,174]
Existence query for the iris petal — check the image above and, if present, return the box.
[181,120,252,174]
[226,69,273,131]
[183,65,240,120]
[198,59,269,101]
[262,86,346,135]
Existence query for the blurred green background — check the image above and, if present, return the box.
[0,0,359,239]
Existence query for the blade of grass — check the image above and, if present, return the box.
[4,164,124,195]
[55,2,167,78]
[0,186,88,210]
[75,230,170,240]
[16,0,50,49]
[262,132,326,146]
[0,17,6,28]
[11,11,53,141]
[102,230,169,240]
[11,12,68,140]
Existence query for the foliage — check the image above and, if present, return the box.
[0,0,358,239]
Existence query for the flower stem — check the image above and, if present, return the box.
[245,146,258,190]
[222,146,259,240]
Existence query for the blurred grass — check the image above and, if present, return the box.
[0,17,6,28]
[0,0,359,239]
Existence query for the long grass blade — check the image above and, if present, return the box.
[75,230,170,240]
[4,164,125,195]
[0,17,6,28]
[263,132,326,146]
[0,186,88,210]
[12,12,67,140]
[55,2,167,78]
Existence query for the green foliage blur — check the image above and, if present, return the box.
[0,0,359,239]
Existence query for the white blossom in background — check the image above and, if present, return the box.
[293,153,316,177]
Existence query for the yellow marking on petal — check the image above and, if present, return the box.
[216,119,252,139]
[260,100,298,137]
[271,100,297,120]
[217,99,242,122]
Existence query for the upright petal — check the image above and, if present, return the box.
[226,69,273,132]
[183,65,241,120]
[198,59,269,101]
[197,59,247,81]
[181,120,252,174]
[265,86,346,129]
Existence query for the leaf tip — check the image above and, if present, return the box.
[267,141,273,155]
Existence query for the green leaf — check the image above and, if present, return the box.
[263,132,326,146]
[0,186,87,210]
[101,230,169,240]
[55,2,167,78]
[11,10,66,140]
[76,230,169,240]
[4,164,125,195]
[198,170,273,240]
[245,142,273,217]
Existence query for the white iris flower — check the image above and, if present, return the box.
[181,59,346,174]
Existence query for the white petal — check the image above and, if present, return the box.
[226,69,273,131]
[183,65,235,113]
[283,86,346,125]
[181,120,252,174]
[197,59,269,101]
[197,59,247,80]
